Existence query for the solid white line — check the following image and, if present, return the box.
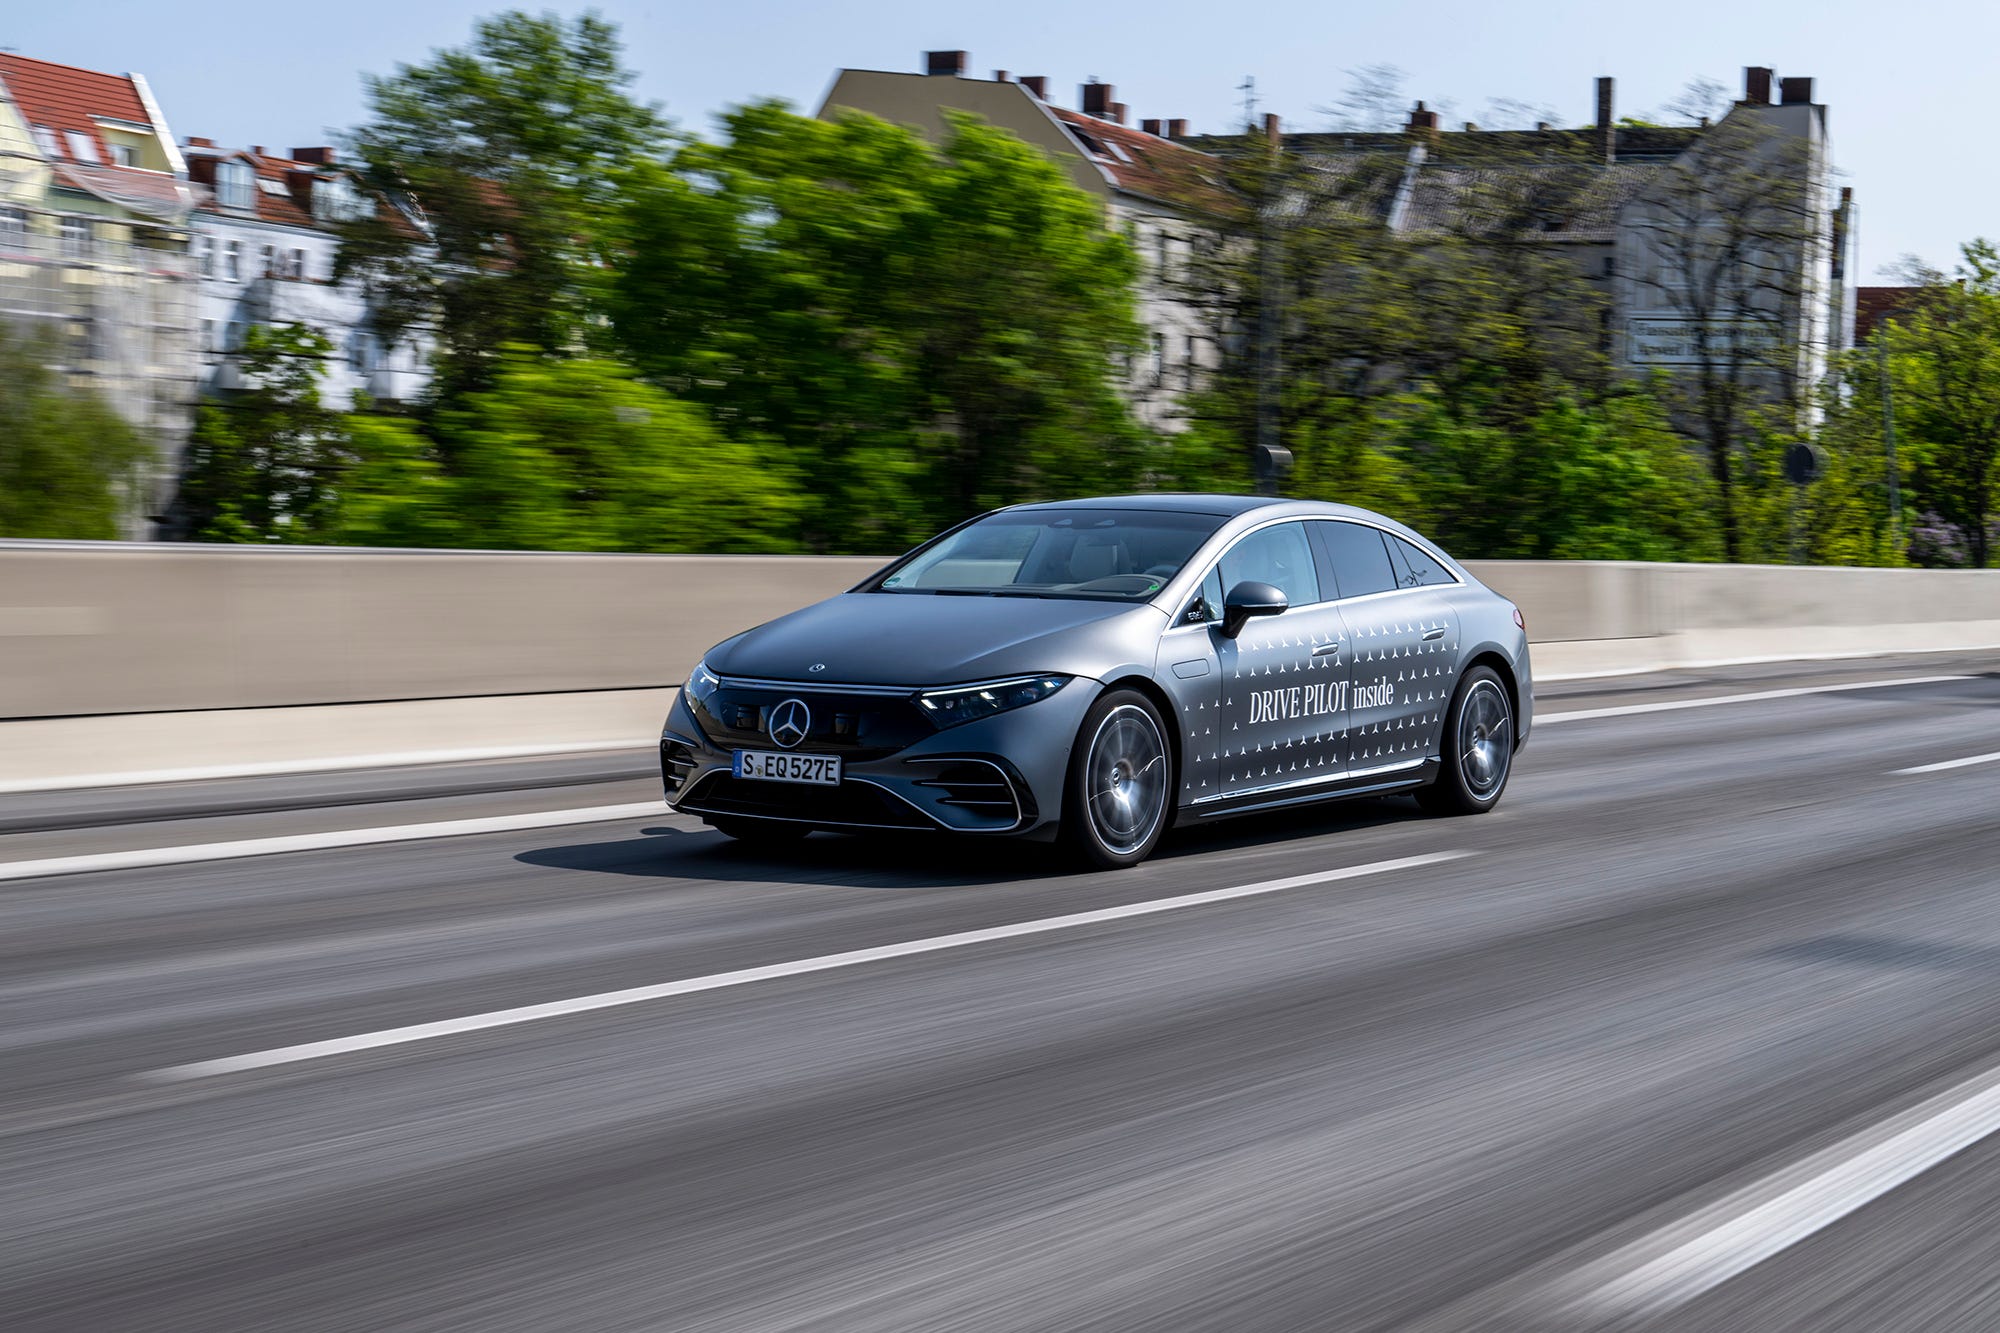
[1539,674,1971,725]
[0,803,664,883]
[141,850,1470,1082]
[1550,1060,2000,1321]
[1536,641,2000,683]
[1893,750,2000,776]
[0,739,655,796]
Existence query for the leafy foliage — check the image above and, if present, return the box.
[0,325,150,539]
[337,10,667,401]
[172,325,352,543]
[609,102,1145,551]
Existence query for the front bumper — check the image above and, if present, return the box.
[661,678,1096,838]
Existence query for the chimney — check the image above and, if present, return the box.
[1744,66,1774,104]
[924,50,966,77]
[993,70,1009,82]
[1594,76,1615,162]
[1463,122,1478,132]
[184,135,214,148]
[1166,118,1188,139]
[1780,76,1814,105]
[251,145,265,158]
[1405,101,1439,133]
[1110,101,1127,125]
[1534,121,1552,132]
[291,146,336,165]
[1141,117,1162,136]
[1020,75,1047,100]
[1081,81,1113,118]
[1263,112,1282,146]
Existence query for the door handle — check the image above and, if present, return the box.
[1421,627,1446,641]
[1312,642,1342,657]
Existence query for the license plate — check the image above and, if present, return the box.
[733,750,841,785]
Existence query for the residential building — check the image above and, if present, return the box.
[1202,67,1855,407]
[820,53,1228,431]
[0,54,200,533]
[181,140,432,411]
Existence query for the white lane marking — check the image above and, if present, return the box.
[142,851,1470,1082]
[1539,674,1971,725]
[0,803,664,882]
[1536,642,2000,683]
[0,739,654,796]
[1548,1059,2000,1322]
[1893,750,2000,776]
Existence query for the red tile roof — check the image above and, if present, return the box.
[1045,107,1233,215]
[188,147,321,229]
[0,53,155,171]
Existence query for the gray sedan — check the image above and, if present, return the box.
[662,495,1532,867]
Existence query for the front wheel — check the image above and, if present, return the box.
[1062,689,1174,870]
[1418,666,1515,816]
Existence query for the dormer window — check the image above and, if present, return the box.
[110,143,138,168]
[215,159,254,211]
[64,131,100,164]
[29,125,58,159]
[311,174,369,224]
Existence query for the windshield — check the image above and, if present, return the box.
[870,508,1228,601]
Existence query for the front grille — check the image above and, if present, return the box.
[913,761,1022,821]
[679,773,933,829]
[687,684,930,760]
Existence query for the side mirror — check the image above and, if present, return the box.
[1221,580,1287,639]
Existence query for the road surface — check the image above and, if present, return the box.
[4,653,1999,1331]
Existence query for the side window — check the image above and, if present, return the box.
[1182,565,1225,625]
[1217,522,1320,606]
[1389,535,1455,588]
[1318,522,1399,599]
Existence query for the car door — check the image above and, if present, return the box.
[1315,521,1462,775]
[1192,520,1351,801]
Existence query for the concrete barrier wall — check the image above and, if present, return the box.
[5,542,2000,724]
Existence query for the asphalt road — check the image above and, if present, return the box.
[4,652,2000,1331]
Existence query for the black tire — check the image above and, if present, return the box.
[1418,665,1515,816]
[1061,688,1175,870]
[704,815,813,845]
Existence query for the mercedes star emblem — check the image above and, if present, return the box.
[768,698,811,749]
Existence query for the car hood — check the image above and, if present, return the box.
[705,593,1165,686]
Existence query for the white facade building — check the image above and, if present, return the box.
[183,140,430,408]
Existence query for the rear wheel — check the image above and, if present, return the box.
[1418,666,1514,816]
[704,815,813,845]
[1062,689,1174,870]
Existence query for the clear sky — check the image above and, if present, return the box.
[8,0,1986,281]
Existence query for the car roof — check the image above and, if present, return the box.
[1005,493,1287,517]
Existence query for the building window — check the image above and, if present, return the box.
[289,248,308,279]
[0,207,25,245]
[1184,335,1199,391]
[59,216,90,258]
[215,160,254,211]
[225,321,245,352]
[109,143,139,168]
[260,244,276,278]
[29,125,58,158]
[1151,330,1167,387]
[64,130,101,164]
[1156,228,1172,279]
[349,330,374,372]
[194,235,214,278]
[224,240,241,282]
[1602,256,1616,278]
[201,319,217,354]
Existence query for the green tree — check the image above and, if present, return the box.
[339,352,803,552]
[609,102,1146,551]
[172,324,352,542]
[338,10,667,402]
[0,324,150,539]
[1876,241,2000,567]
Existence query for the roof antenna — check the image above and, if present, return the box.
[1238,75,1259,132]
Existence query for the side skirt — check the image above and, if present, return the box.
[1183,758,1441,822]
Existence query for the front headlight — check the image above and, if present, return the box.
[916,675,1071,729]
[684,660,721,704]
